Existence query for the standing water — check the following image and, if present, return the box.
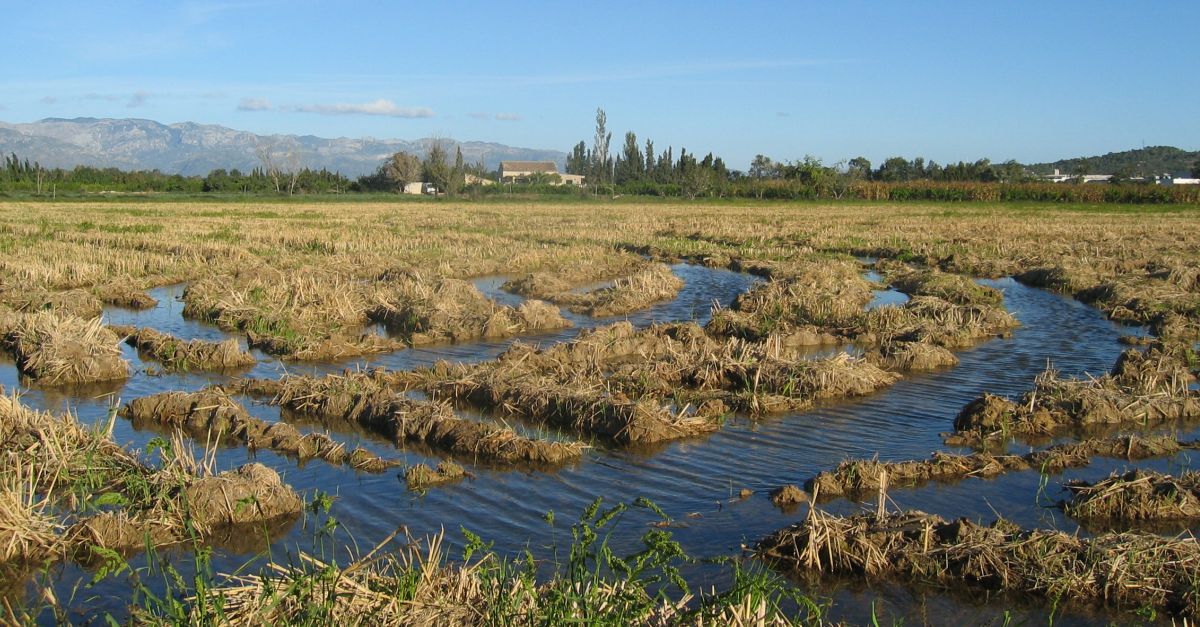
[8,266,1191,625]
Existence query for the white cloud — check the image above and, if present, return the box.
[39,96,57,105]
[466,111,488,120]
[238,97,273,111]
[291,99,434,118]
[494,112,522,121]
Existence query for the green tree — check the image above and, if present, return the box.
[846,157,871,180]
[566,141,588,175]
[422,141,450,194]
[615,131,644,185]
[449,147,465,196]
[384,152,422,191]
[591,108,611,185]
[1191,159,1200,179]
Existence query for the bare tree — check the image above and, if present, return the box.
[284,143,302,195]
[255,139,282,193]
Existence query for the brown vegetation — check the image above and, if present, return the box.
[121,389,397,472]
[948,341,1200,446]
[758,509,1200,617]
[807,433,1197,500]
[1,311,128,384]
[238,372,586,466]
[369,272,571,344]
[110,324,254,372]
[1063,469,1200,522]
[506,263,685,317]
[0,392,303,563]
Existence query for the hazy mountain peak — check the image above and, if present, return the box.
[0,117,566,177]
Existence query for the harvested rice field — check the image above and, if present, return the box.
[2,198,1200,624]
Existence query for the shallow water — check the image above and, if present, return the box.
[10,266,1196,624]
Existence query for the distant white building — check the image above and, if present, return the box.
[1040,168,1114,183]
[1160,176,1200,185]
[498,161,584,186]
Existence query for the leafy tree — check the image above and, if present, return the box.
[846,157,871,179]
[566,141,588,175]
[591,108,612,185]
[749,154,778,179]
[615,131,644,185]
[384,152,422,191]
[422,141,450,193]
[1192,159,1200,179]
[449,147,465,196]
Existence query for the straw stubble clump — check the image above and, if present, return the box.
[806,433,1197,501]
[947,341,1200,446]
[757,509,1200,617]
[121,389,398,473]
[238,372,586,467]
[110,324,254,372]
[2,311,128,384]
[1063,469,1200,523]
[0,392,303,562]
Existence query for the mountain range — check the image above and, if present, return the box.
[0,118,566,177]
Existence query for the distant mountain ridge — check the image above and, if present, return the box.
[1026,146,1199,178]
[0,117,566,177]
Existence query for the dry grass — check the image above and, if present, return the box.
[0,391,303,561]
[2,311,128,384]
[110,325,254,372]
[948,341,1200,446]
[758,508,1200,617]
[807,433,1196,500]
[1064,469,1200,522]
[243,372,588,466]
[370,272,571,345]
[121,389,398,472]
[510,263,686,317]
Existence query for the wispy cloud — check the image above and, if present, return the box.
[776,111,790,117]
[238,97,273,111]
[290,99,434,118]
[39,96,57,105]
[494,112,522,121]
[466,111,488,120]
[126,90,150,108]
[82,93,122,102]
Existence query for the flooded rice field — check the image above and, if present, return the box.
[7,262,1196,624]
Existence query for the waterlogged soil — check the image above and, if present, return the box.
[9,264,1199,625]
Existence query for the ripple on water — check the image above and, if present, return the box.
[12,266,1176,624]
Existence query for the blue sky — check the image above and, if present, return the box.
[2,0,1197,170]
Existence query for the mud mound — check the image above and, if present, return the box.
[758,509,1200,617]
[110,325,254,372]
[268,373,586,465]
[886,266,1003,306]
[67,512,177,556]
[809,434,1197,501]
[1064,470,1200,522]
[546,264,685,317]
[184,463,303,528]
[370,275,570,345]
[3,311,128,384]
[93,282,158,310]
[947,346,1200,446]
[769,484,808,507]
[871,340,959,371]
[122,389,397,473]
[404,460,466,489]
